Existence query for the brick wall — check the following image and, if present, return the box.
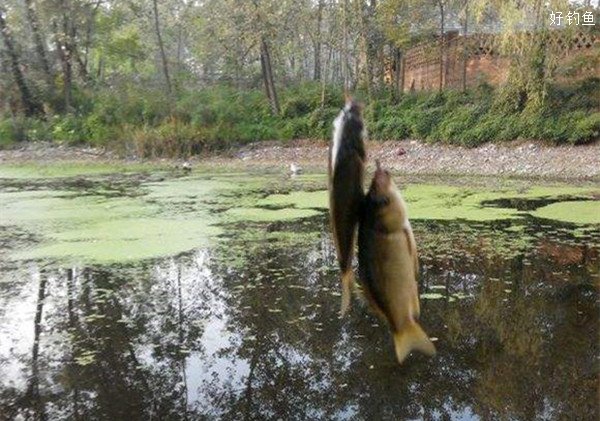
[398,29,599,92]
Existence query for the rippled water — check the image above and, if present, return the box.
[0,168,598,420]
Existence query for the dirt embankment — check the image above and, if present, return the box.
[1,140,599,180]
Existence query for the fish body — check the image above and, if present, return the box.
[328,100,366,315]
[358,162,435,363]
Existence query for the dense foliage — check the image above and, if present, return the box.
[1,78,598,155]
[0,0,598,154]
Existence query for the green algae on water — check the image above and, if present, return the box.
[1,175,233,263]
[256,190,328,210]
[15,218,220,262]
[224,207,321,222]
[2,164,599,264]
[255,183,600,223]
[0,162,168,179]
[531,201,600,225]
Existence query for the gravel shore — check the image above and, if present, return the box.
[231,139,600,180]
[1,140,599,180]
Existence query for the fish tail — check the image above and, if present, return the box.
[392,320,436,364]
[340,270,355,316]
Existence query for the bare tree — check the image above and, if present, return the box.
[313,0,324,81]
[53,2,74,111]
[260,38,279,114]
[342,0,350,91]
[0,7,42,116]
[24,0,53,81]
[152,0,172,95]
[461,0,469,92]
[436,0,447,91]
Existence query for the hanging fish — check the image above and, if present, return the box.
[358,161,436,363]
[328,99,366,315]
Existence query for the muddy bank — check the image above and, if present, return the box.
[1,139,599,180]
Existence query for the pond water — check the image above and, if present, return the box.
[0,165,598,420]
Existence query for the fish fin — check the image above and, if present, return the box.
[340,270,355,316]
[403,225,419,276]
[360,283,388,322]
[393,320,436,364]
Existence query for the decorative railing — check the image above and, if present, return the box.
[403,28,599,72]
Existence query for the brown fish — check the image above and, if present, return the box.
[358,161,436,363]
[328,99,366,315]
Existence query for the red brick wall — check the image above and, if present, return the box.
[399,29,599,93]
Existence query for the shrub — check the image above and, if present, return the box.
[307,107,339,139]
[569,112,600,144]
[282,97,313,118]
[459,114,506,146]
[430,106,477,143]
[51,115,86,144]
[376,116,411,140]
[236,122,280,143]
[406,107,443,140]
[0,119,18,146]
[83,114,119,145]
[281,117,310,140]
[1,80,597,152]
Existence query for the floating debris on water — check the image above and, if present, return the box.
[421,292,445,300]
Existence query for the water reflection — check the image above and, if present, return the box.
[0,215,598,420]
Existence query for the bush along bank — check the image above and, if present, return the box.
[0,78,598,157]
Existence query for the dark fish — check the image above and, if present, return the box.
[328,99,366,315]
[358,161,436,363]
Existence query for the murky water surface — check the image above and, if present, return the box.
[0,166,598,420]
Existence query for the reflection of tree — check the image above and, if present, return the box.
[420,221,600,421]
[198,217,598,420]
[26,268,48,420]
[66,268,82,421]
[199,218,477,420]
[0,216,597,419]
[1,253,219,419]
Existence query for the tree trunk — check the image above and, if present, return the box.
[152,0,172,95]
[326,43,333,83]
[73,47,90,83]
[260,39,279,115]
[65,18,90,84]
[462,2,469,92]
[321,42,332,107]
[342,0,350,92]
[393,48,403,99]
[53,10,73,111]
[439,1,445,92]
[96,55,103,81]
[176,24,183,90]
[60,43,73,111]
[313,0,323,81]
[528,0,548,109]
[24,0,52,81]
[260,45,272,104]
[400,52,406,94]
[0,9,41,116]
[361,1,373,97]
[83,0,102,74]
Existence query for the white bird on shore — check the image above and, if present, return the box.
[181,161,192,173]
[290,163,303,176]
